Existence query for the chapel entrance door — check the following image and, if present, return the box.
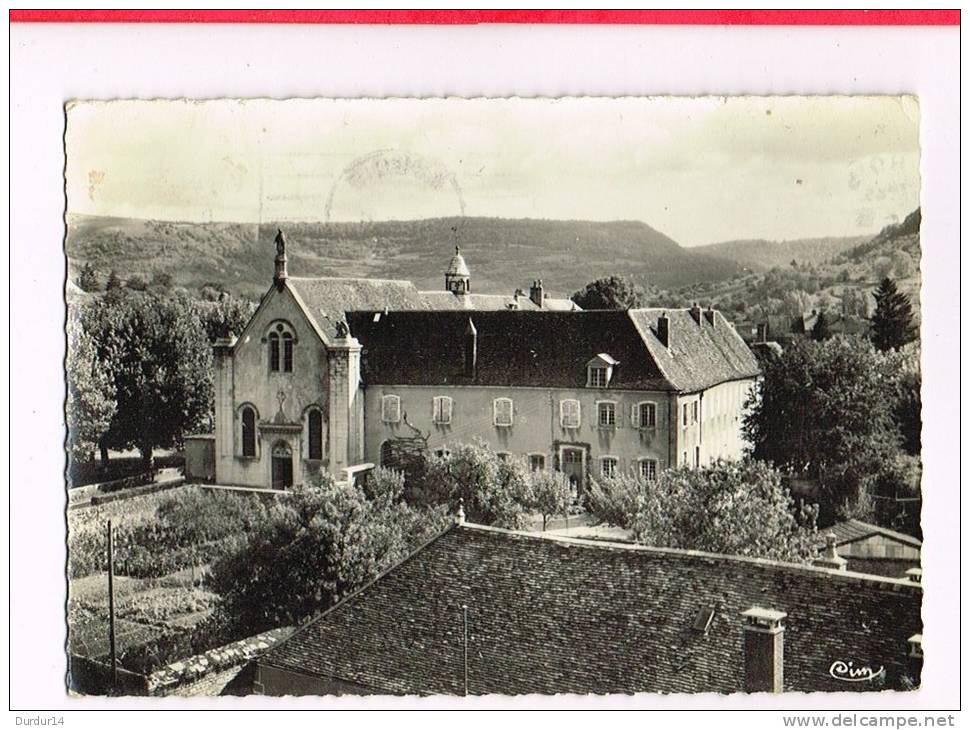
[560,447,585,502]
[271,442,293,490]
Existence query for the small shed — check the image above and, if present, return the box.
[820,519,921,578]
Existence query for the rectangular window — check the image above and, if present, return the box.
[600,456,618,477]
[637,402,657,429]
[692,401,699,424]
[588,367,608,388]
[560,399,581,428]
[433,396,453,425]
[694,446,701,468]
[496,451,511,462]
[598,401,616,428]
[682,403,689,427]
[639,459,658,482]
[381,394,401,424]
[493,397,514,427]
[529,453,546,472]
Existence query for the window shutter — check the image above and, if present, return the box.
[443,397,453,423]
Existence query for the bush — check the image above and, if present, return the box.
[419,441,532,529]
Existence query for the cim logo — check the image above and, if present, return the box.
[829,660,886,683]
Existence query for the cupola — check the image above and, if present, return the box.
[445,246,471,295]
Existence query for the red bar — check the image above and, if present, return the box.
[7,9,962,26]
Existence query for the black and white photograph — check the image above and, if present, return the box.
[62,96,925,697]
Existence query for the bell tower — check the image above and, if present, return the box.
[445,245,471,295]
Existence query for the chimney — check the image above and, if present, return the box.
[704,305,716,328]
[813,533,848,571]
[756,322,769,343]
[273,228,288,290]
[656,312,671,348]
[456,497,466,525]
[530,279,544,308]
[689,302,702,324]
[464,318,478,378]
[740,607,787,693]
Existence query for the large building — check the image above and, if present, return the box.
[198,232,761,491]
[255,519,923,695]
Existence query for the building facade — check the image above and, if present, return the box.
[204,233,760,491]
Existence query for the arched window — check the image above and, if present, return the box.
[268,332,280,372]
[307,409,323,461]
[268,322,295,373]
[241,406,256,458]
[380,440,394,467]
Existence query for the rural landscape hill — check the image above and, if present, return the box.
[65,215,745,299]
[693,234,870,272]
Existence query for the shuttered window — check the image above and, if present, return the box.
[634,402,657,428]
[598,401,616,428]
[493,398,514,427]
[433,396,453,425]
[560,399,581,428]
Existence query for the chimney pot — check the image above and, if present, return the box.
[457,497,466,525]
[813,532,848,571]
[905,567,922,584]
[704,306,716,327]
[741,607,786,693]
[529,279,545,308]
[657,312,671,348]
[690,302,702,324]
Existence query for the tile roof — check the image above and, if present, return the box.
[625,309,761,393]
[286,277,430,340]
[347,309,674,390]
[260,523,923,695]
[418,291,580,311]
[823,519,923,550]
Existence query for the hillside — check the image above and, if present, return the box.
[693,235,870,272]
[65,215,743,299]
[666,209,922,338]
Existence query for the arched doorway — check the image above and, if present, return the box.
[272,441,293,490]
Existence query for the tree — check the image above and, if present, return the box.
[208,473,449,637]
[743,336,907,521]
[874,256,894,280]
[811,311,831,341]
[65,310,116,466]
[571,276,646,310]
[95,293,214,471]
[527,469,573,531]
[105,270,123,291]
[892,250,915,279]
[76,262,100,292]
[126,274,149,292]
[871,277,917,351]
[419,441,532,529]
[625,460,818,563]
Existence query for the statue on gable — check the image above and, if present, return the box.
[275,228,287,256]
[335,320,349,338]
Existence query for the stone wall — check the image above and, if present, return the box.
[147,627,293,697]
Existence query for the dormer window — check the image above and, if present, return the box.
[586,353,618,388]
[268,322,295,373]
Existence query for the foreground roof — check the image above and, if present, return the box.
[347,308,760,392]
[260,523,922,696]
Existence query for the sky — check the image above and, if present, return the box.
[65,96,920,247]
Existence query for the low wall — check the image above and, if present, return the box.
[147,626,293,697]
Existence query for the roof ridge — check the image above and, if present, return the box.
[456,522,921,591]
[288,276,416,286]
